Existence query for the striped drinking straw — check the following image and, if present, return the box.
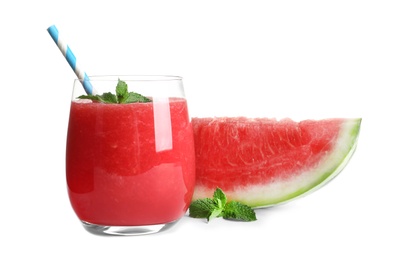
[47,25,95,95]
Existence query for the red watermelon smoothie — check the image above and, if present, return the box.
[66,76,195,235]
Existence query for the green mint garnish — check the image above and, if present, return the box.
[223,201,257,221]
[189,187,257,222]
[78,79,152,104]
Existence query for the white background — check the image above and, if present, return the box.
[1,0,416,259]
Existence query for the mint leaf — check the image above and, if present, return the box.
[208,208,223,221]
[78,95,100,102]
[116,79,129,103]
[124,92,152,103]
[223,201,257,221]
[77,79,151,104]
[188,187,257,222]
[213,187,227,209]
[189,198,216,219]
[101,92,118,103]
[78,92,117,103]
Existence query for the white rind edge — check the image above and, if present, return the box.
[192,118,361,208]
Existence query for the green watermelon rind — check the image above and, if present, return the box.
[193,118,362,208]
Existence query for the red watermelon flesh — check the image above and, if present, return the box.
[191,117,361,208]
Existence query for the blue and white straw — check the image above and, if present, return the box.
[47,25,95,95]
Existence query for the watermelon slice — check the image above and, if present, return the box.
[191,117,361,208]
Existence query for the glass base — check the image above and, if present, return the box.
[81,220,178,236]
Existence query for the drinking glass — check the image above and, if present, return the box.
[66,75,195,236]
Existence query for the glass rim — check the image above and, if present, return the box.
[74,75,183,82]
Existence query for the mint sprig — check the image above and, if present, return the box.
[189,187,257,222]
[78,79,151,104]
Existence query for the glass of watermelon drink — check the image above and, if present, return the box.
[66,75,195,236]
